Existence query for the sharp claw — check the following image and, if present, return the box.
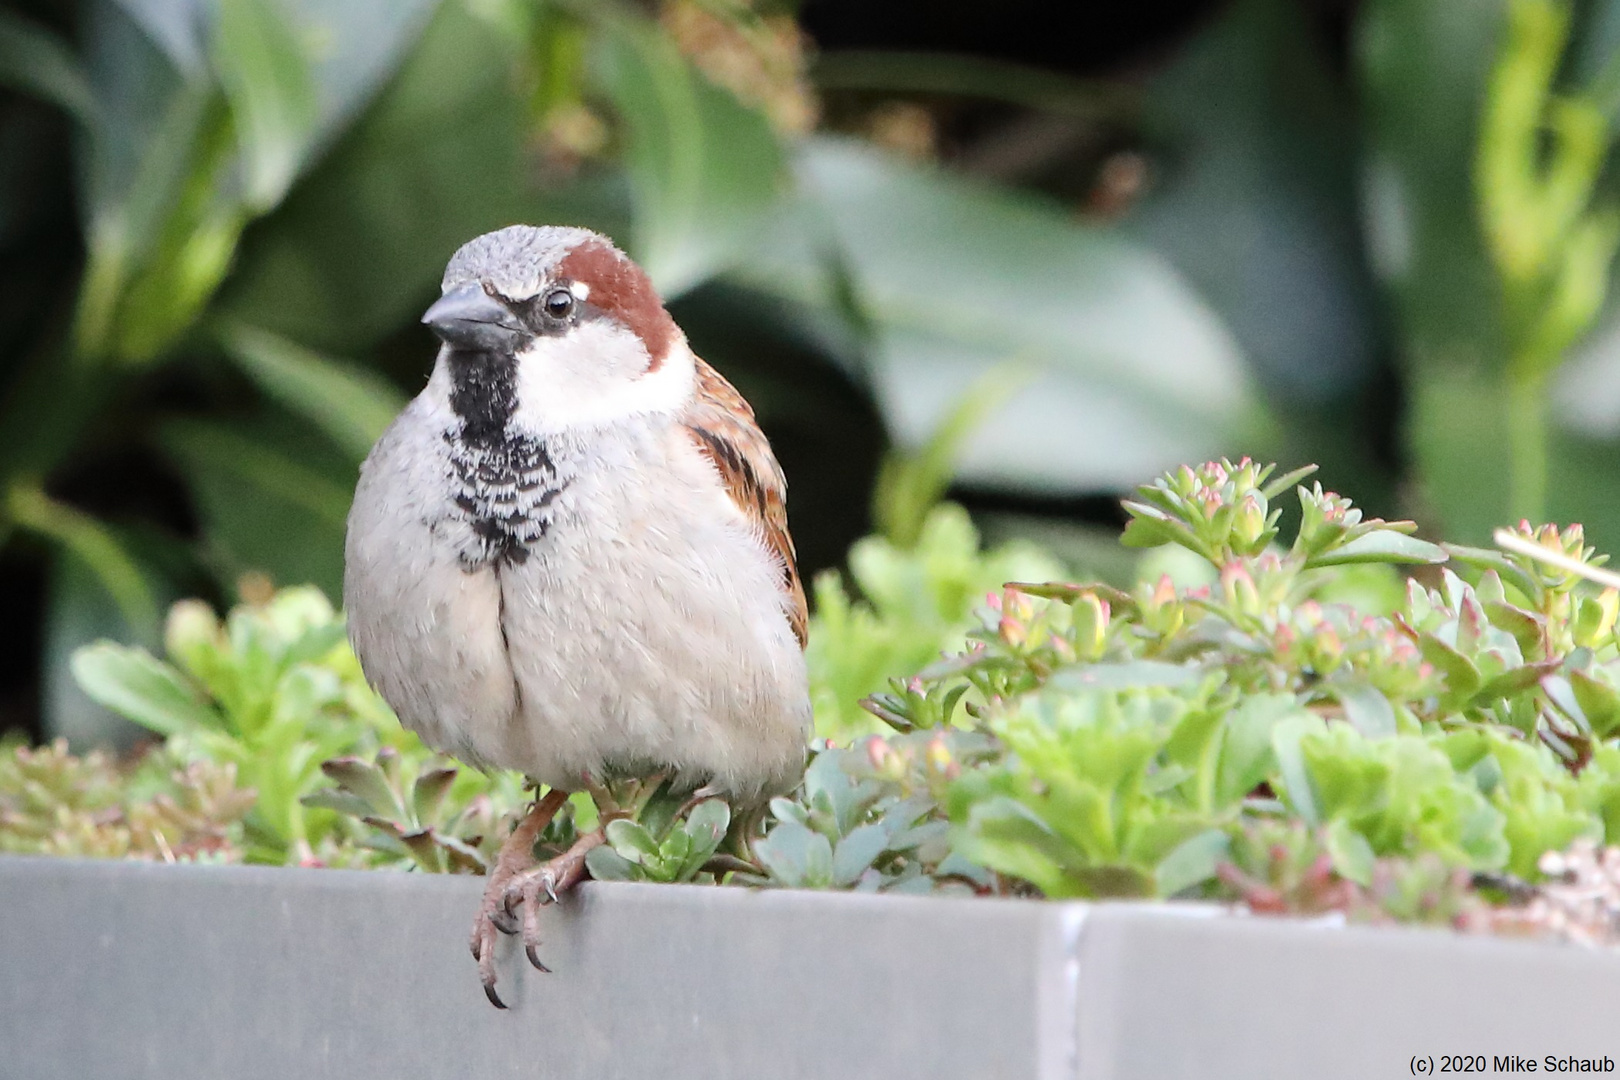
[525,944,551,973]
[484,981,508,1010]
[489,907,520,935]
[540,874,560,905]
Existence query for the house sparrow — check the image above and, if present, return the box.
[343,225,811,1007]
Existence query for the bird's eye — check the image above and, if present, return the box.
[543,288,575,320]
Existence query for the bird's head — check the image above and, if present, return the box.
[424,225,688,435]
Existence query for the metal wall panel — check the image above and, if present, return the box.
[4,857,1620,1080]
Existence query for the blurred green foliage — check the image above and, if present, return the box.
[0,735,252,860]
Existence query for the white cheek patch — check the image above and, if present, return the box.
[510,324,694,434]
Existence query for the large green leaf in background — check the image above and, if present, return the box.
[74,0,439,362]
[1359,0,1508,368]
[1541,0,1620,550]
[1357,0,1513,542]
[593,18,785,298]
[218,321,406,461]
[0,9,96,124]
[1131,0,1377,405]
[737,138,1259,493]
[22,0,439,744]
[1360,0,1620,548]
[158,413,355,599]
[217,0,619,354]
[1125,0,1389,506]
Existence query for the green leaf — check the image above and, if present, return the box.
[1154,828,1229,896]
[873,363,1031,548]
[217,321,405,462]
[1259,464,1321,502]
[158,416,354,598]
[754,819,834,888]
[1475,661,1558,703]
[1418,634,1484,703]
[299,788,372,818]
[683,798,730,844]
[1216,694,1298,803]
[397,828,447,872]
[1334,683,1397,739]
[1126,0,1379,464]
[949,795,1077,897]
[7,484,159,631]
[1306,530,1448,568]
[210,0,318,210]
[1270,712,1329,826]
[605,818,660,865]
[0,9,96,123]
[736,138,1259,492]
[585,844,641,882]
[1324,817,1376,886]
[1482,599,1545,654]
[69,642,218,737]
[411,767,458,826]
[1572,669,1620,737]
[768,796,809,828]
[673,799,731,880]
[319,757,402,819]
[831,822,890,887]
[592,18,783,296]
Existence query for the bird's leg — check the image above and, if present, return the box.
[728,800,769,862]
[471,786,569,1009]
[495,781,622,981]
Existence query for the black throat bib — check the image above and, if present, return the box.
[444,349,568,570]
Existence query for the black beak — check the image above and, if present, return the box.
[423,283,526,352]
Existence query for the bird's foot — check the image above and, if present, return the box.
[471,820,608,1008]
[470,788,569,1009]
[500,825,608,974]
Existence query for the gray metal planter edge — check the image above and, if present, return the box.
[2,854,1617,1080]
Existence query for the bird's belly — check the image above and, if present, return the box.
[493,507,809,800]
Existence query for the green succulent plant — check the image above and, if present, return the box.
[301,747,534,873]
[66,585,526,863]
[0,737,253,861]
[767,459,1620,913]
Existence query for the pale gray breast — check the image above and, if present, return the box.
[346,407,807,793]
[343,399,520,766]
[492,422,811,796]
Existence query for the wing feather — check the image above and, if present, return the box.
[680,358,808,648]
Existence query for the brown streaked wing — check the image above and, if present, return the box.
[681,357,808,648]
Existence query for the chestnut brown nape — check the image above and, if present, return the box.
[556,240,678,371]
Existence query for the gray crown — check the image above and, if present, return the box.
[440,225,616,299]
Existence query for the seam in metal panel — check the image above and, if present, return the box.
[1060,905,1088,1080]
